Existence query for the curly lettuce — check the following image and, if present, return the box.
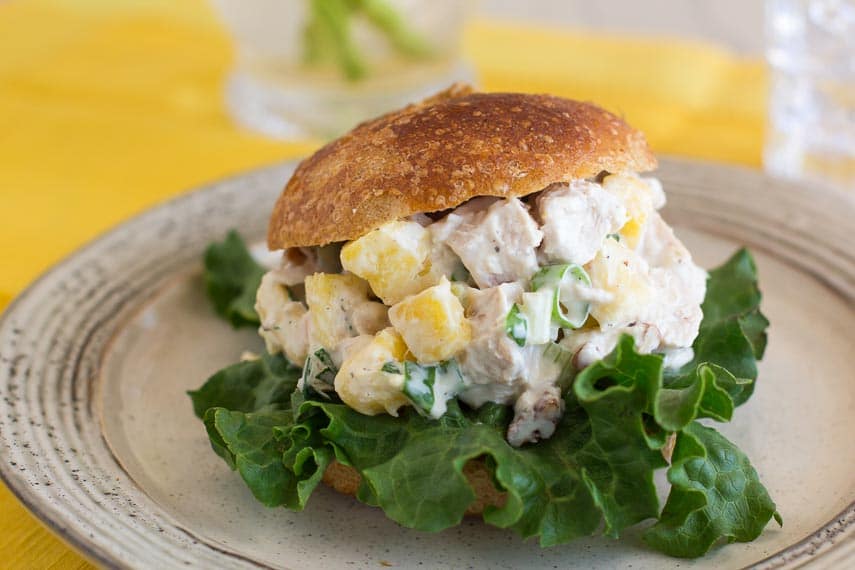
[191,241,779,558]
[203,230,265,328]
[644,421,782,557]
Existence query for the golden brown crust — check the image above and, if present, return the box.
[268,84,656,249]
[321,459,506,516]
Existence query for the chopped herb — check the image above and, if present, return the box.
[302,348,338,400]
[403,361,436,412]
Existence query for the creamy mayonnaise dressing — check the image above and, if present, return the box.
[254,172,707,446]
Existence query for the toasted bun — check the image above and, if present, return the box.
[268,84,656,249]
[322,441,676,517]
[322,459,506,516]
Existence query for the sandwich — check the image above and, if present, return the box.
[190,84,780,558]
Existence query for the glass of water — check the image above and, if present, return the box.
[765,0,855,190]
[211,0,473,140]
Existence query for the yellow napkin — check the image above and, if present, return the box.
[0,1,766,567]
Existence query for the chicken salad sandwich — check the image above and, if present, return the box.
[190,84,779,558]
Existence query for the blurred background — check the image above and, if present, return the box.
[209,0,767,140]
[0,1,852,568]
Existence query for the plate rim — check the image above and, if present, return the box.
[0,157,853,569]
[0,161,295,570]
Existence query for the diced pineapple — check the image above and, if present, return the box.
[340,221,434,305]
[255,272,309,365]
[334,328,412,416]
[304,273,371,351]
[619,218,645,249]
[602,173,656,249]
[586,238,652,329]
[388,277,471,363]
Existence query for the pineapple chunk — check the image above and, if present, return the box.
[340,221,433,305]
[304,273,372,351]
[334,328,412,416]
[586,238,652,329]
[388,277,471,363]
[602,173,656,249]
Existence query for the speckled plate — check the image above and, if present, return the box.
[1,158,853,569]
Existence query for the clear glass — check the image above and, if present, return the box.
[211,0,474,140]
[764,0,855,190]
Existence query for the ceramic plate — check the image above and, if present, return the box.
[1,159,853,569]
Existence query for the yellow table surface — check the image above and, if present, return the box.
[0,0,766,567]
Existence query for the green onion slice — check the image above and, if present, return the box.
[505,303,528,347]
[519,290,555,345]
[531,264,592,329]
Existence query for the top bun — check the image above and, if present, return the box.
[268,84,656,249]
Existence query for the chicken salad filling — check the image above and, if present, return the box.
[254,173,707,446]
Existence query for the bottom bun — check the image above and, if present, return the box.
[322,459,507,516]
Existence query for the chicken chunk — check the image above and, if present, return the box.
[457,282,527,407]
[441,198,543,289]
[536,181,627,265]
[255,271,309,365]
[637,212,707,347]
[350,301,390,336]
[562,323,663,369]
[270,245,342,287]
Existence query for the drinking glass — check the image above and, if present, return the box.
[211,0,473,139]
[765,0,855,190]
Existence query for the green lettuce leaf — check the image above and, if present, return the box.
[570,336,668,536]
[190,246,777,558]
[192,337,667,545]
[188,352,300,418]
[190,355,331,509]
[644,422,781,557]
[680,248,769,406]
[203,230,265,327]
[657,248,769,427]
[202,406,335,509]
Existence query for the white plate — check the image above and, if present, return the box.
[0,158,853,569]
